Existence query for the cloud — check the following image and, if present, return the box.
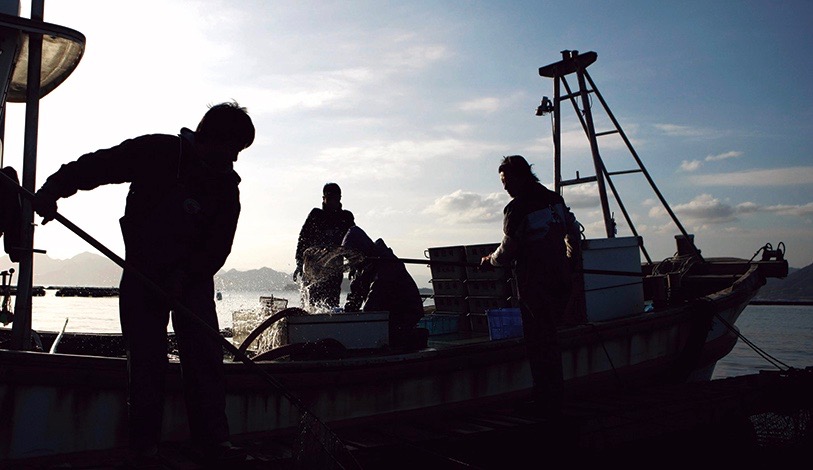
[679,151,743,172]
[459,97,502,113]
[423,190,507,224]
[651,195,813,225]
[654,123,715,138]
[735,201,761,214]
[680,160,702,172]
[690,166,813,186]
[383,44,451,70]
[735,202,813,217]
[309,138,504,181]
[671,194,737,223]
[562,183,601,209]
[705,151,742,161]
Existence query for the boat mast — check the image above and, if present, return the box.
[538,50,703,263]
[540,50,615,238]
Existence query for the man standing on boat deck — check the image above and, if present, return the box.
[480,155,581,418]
[32,102,254,466]
[293,182,355,309]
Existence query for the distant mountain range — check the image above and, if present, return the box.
[0,252,296,291]
[753,264,813,302]
[1,252,810,300]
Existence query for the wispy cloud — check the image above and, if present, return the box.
[654,123,716,138]
[737,202,813,217]
[423,190,507,224]
[562,183,601,209]
[680,160,702,172]
[705,151,742,161]
[310,138,504,182]
[689,166,813,186]
[459,97,502,113]
[383,44,451,70]
[679,150,743,172]
[649,194,813,224]
[671,194,737,223]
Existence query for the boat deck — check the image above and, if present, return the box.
[6,367,810,469]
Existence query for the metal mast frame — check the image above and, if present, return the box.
[538,50,703,264]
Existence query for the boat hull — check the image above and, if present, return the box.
[0,264,765,460]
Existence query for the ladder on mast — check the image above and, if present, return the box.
[536,50,703,264]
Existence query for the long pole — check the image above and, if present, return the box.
[0,172,361,469]
[11,0,43,350]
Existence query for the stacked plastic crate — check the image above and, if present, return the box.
[426,243,518,334]
[426,246,469,332]
[463,243,516,333]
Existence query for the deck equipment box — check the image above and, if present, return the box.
[283,312,389,349]
[581,236,644,321]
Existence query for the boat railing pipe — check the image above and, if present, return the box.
[365,256,645,277]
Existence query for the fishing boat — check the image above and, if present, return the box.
[0,4,788,465]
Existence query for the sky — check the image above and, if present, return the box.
[2,0,812,287]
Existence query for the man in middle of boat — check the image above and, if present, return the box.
[293,182,355,310]
[340,225,427,350]
[480,155,582,419]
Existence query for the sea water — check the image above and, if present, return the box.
[14,290,813,379]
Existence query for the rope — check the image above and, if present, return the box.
[714,312,791,371]
[586,322,624,388]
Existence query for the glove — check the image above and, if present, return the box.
[478,254,495,272]
[33,188,59,225]
[293,265,303,282]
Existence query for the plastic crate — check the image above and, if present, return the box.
[425,245,467,281]
[465,278,513,297]
[466,295,511,315]
[429,264,467,282]
[467,312,489,333]
[431,278,467,296]
[433,295,468,314]
[465,243,510,280]
[417,313,459,335]
[487,308,523,340]
[426,245,466,262]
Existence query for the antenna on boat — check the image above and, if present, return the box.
[537,49,704,263]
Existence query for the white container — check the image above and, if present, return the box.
[284,312,389,349]
[581,236,643,321]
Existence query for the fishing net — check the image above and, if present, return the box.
[232,296,289,354]
[300,246,365,313]
[301,246,364,283]
[295,412,357,469]
[749,408,812,449]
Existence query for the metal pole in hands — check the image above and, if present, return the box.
[0,172,361,469]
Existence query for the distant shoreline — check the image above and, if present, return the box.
[749,300,813,306]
